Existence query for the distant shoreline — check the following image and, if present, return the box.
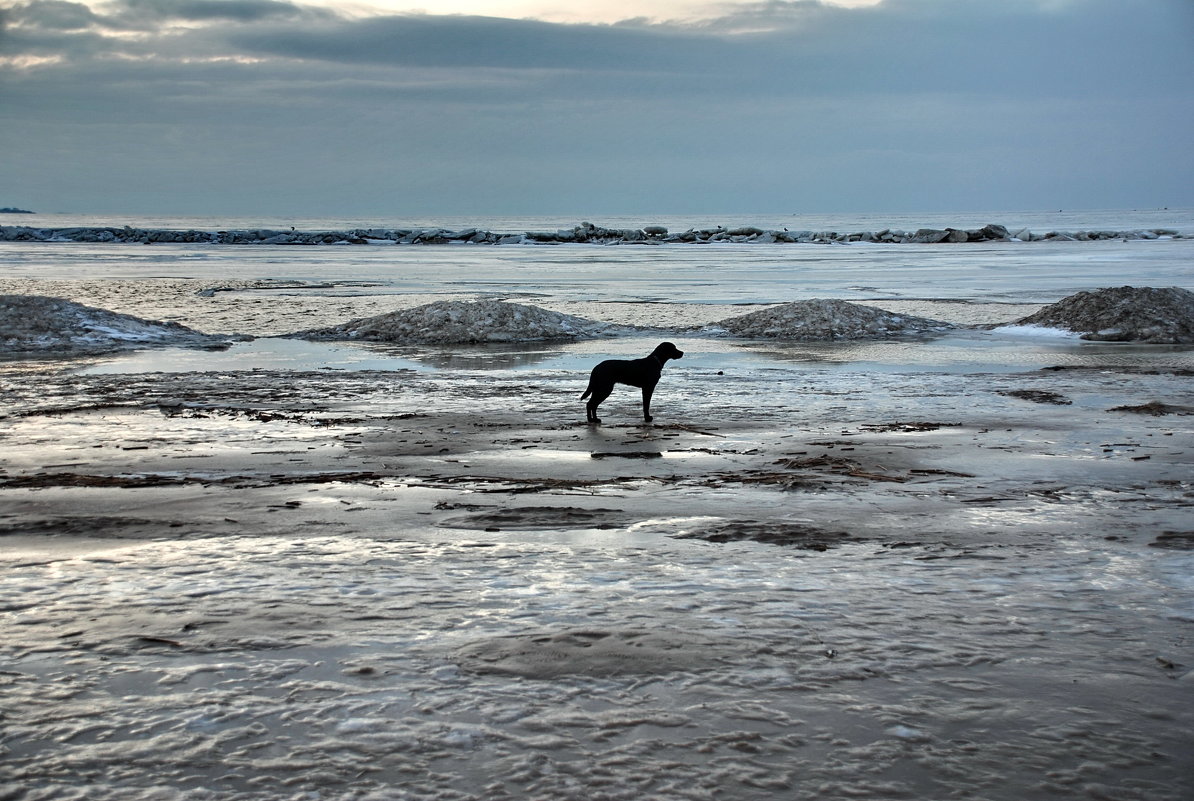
[0,207,34,214]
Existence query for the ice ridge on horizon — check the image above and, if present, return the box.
[0,220,1184,246]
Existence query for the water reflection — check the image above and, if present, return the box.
[77,339,422,375]
[376,342,567,370]
[731,333,1194,371]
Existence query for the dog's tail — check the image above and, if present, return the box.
[579,386,591,400]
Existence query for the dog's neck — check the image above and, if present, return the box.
[651,353,665,367]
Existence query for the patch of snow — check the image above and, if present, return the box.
[989,324,1082,339]
[886,724,932,742]
[335,718,391,735]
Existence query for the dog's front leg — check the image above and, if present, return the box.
[641,384,655,423]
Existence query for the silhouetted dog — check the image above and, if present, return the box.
[580,342,684,424]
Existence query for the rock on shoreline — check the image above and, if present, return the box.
[0,221,1184,246]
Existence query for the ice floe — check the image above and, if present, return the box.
[0,294,235,355]
[1009,286,1194,343]
[709,299,952,340]
[291,299,617,344]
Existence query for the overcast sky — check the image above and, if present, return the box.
[2,0,1192,217]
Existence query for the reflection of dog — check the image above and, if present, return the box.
[580,342,684,424]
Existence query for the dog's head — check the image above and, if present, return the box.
[655,342,684,361]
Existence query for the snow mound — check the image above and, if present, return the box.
[712,299,951,340]
[0,295,229,355]
[1011,286,1194,343]
[294,299,611,344]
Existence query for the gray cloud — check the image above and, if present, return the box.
[226,14,713,71]
[1,0,1191,216]
[2,0,331,39]
[4,0,107,30]
[116,0,320,22]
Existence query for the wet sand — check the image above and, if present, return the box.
[2,337,1193,800]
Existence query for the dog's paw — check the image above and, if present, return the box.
[644,415,654,423]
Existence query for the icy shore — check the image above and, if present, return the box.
[0,220,1185,246]
[3,245,1194,800]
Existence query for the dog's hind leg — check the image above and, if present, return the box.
[586,386,612,423]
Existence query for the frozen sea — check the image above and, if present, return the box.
[1,209,1193,801]
[3,208,1194,372]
